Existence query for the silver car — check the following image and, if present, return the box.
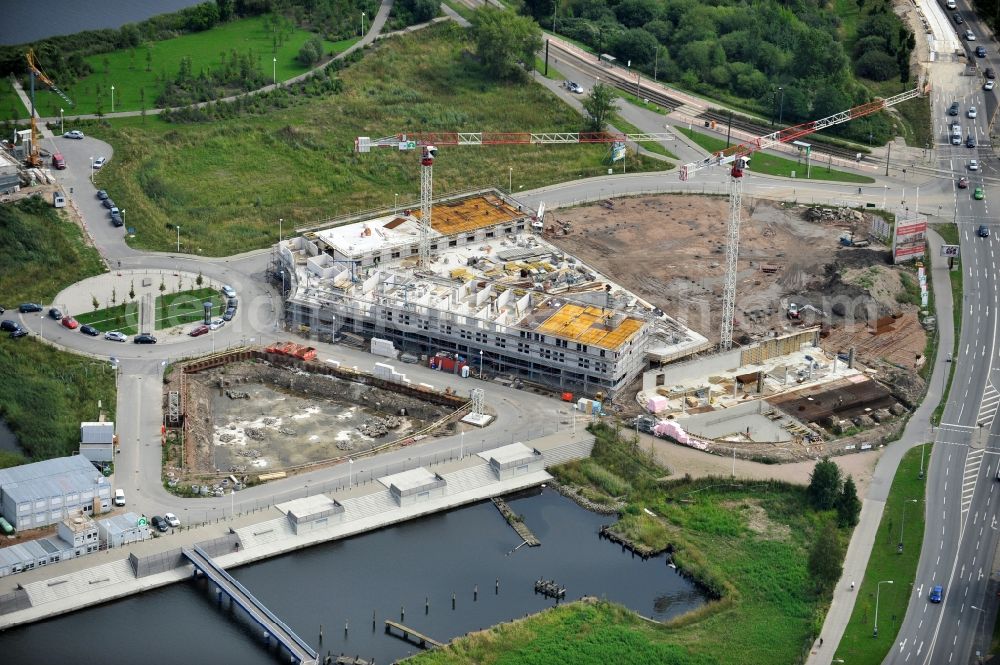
[209,318,225,330]
[104,331,127,342]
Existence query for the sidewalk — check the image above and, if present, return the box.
[806,228,955,664]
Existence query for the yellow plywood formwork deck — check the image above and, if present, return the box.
[536,303,644,350]
[413,194,525,236]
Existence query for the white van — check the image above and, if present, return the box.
[114,488,126,506]
[946,0,957,9]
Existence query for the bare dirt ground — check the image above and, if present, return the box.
[644,432,883,498]
[547,195,925,354]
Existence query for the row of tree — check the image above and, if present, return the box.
[807,458,862,592]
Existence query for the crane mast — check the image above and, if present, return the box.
[24,49,73,167]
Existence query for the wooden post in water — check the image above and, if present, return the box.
[496,578,500,594]
[372,610,376,632]
[452,592,456,610]
[425,597,429,614]
[474,585,478,601]
[400,605,405,622]
[319,624,323,643]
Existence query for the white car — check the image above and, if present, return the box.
[221,285,237,298]
[93,156,106,169]
[104,331,127,342]
[209,318,225,330]
[966,29,976,40]
[164,512,180,528]
[63,130,84,139]
[968,106,978,118]
[565,81,584,94]
[986,80,996,91]
[970,159,980,171]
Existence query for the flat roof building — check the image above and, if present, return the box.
[279,189,708,398]
[80,421,115,463]
[0,456,111,531]
[97,512,150,549]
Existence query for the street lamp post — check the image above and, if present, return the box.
[778,86,785,126]
[874,580,894,637]
[349,458,354,486]
[919,443,925,479]
[59,108,64,134]
[273,57,277,85]
[460,431,465,459]
[89,156,94,183]
[479,349,484,379]
[111,85,115,113]
[121,209,125,230]
[361,11,366,36]
[176,225,180,252]
[508,167,512,193]
[394,193,398,215]
[279,217,283,243]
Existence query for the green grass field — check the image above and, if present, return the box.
[612,114,678,161]
[73,286,225,335]
[90,23,662,255]
[530,424,844,664]
[16,16,353,119]
[834,444,930,663]
[677,127,874,183]
[0,196,107,304]
[0,335,116,463]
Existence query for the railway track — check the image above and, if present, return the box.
[698,110,866,161]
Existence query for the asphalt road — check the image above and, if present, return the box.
[883,3,1000,663]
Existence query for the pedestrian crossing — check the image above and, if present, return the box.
[961,448,985,522]
[978,382,1000,428]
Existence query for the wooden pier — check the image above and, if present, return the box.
[384,620,444,649]
[492,498,540,547]
[534,578,566,599]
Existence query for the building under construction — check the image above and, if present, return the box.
[278,189,708,397]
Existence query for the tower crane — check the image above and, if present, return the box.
[25,49,74,167]
[679,85,923,349]
[356,130,677,266]
[356,85,924,348]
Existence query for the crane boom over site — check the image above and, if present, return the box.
[25,49,74,167]
[680,85,924,350]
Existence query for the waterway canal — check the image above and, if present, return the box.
[0,489,707,664]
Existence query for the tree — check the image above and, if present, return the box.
[614,0,657,28]
[297,37,323,66]
[837,476,862,527]
[402,0,439,23]
[471,7,543,81]
[111,287,117,306]
[196,272,204,287]
[808,521,844,592]
[582,82,617,132]
[92,295,99,312]
[808,458,842,510]
[129,280,136,301]
[855,49,899,81]
[610,28,659,67]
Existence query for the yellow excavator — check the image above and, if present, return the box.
[24,49,73,167]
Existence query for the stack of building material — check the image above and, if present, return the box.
[372,362,408,384]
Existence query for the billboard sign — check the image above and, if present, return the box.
[893,216,926,264]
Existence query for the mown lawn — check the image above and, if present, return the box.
[677,127,874,183]
[17,16,352,119]
[74,303,140,336]
[154,287,226,329]
[0,196,107,304]
[88,23,662,255]
[834,444,930,663]
[438,423,844,665]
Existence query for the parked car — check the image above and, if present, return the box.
[221,285,237,299]
[80,324,100,336]
[61,316,79,329]
[209,318,225,330]
[133,333,157,344]
[987,67,997,80]
[10,328,27,339]
[965,29,976,40]
[949,101,960,115]
[565,81,584,93]
[975,187,986,201]
[114,489,125,506]
[967,134,977,148]
[63,130,84,139]
[222,307,236,322]
[96,189,109,200]
[929,585,944,603]
[109,206,120,217]
[188,324,209,337]
[48,307,63,320]
[164,513,180,528]
[110,213,123,227]
[151,516,168,532]
[986,80,996,91]
[959,177,970,188]
[104,331,127,342]
[0,320,18,332]
[92,156,106,169]
[18,303,42,313]
[102,198,115,209]
[968,106,978,118]
[969,159,979,171]
[227,297,238,309]
[977,45,988,57]
[954,12,963,23]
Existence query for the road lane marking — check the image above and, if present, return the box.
[977,381,1000,427]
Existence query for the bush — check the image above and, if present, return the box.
[297,36,323,66]
[855,49,899,81]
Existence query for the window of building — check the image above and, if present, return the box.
[504,227,513,234]
[486,231,495,238]
[516,224,525,230]
[466,235,475,242]
[431,244,438,250]
[391,251,400,259]
[411,248,418,255]
[578,358,591,369]
[599,349,606,358]
[449,239,458,247]
[517,343,531,354]
[494,337,506,348]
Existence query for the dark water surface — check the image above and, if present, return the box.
[0,490,706,664]
[0,1,206,45]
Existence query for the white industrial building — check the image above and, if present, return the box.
[97,512,150,548]
[0,514,100,578]
[279,189,708,397]
[79,421,115,463]
[0,455,111,530]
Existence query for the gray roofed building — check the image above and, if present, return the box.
[0,456,112,530]
[97,512,150,548]
[79,421,115,463]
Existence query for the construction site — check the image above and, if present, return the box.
[163,348,472,485]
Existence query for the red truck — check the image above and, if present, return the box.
[51,152,66,169]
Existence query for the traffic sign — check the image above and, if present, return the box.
[940,244,960,257]
[137,517,147,527]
